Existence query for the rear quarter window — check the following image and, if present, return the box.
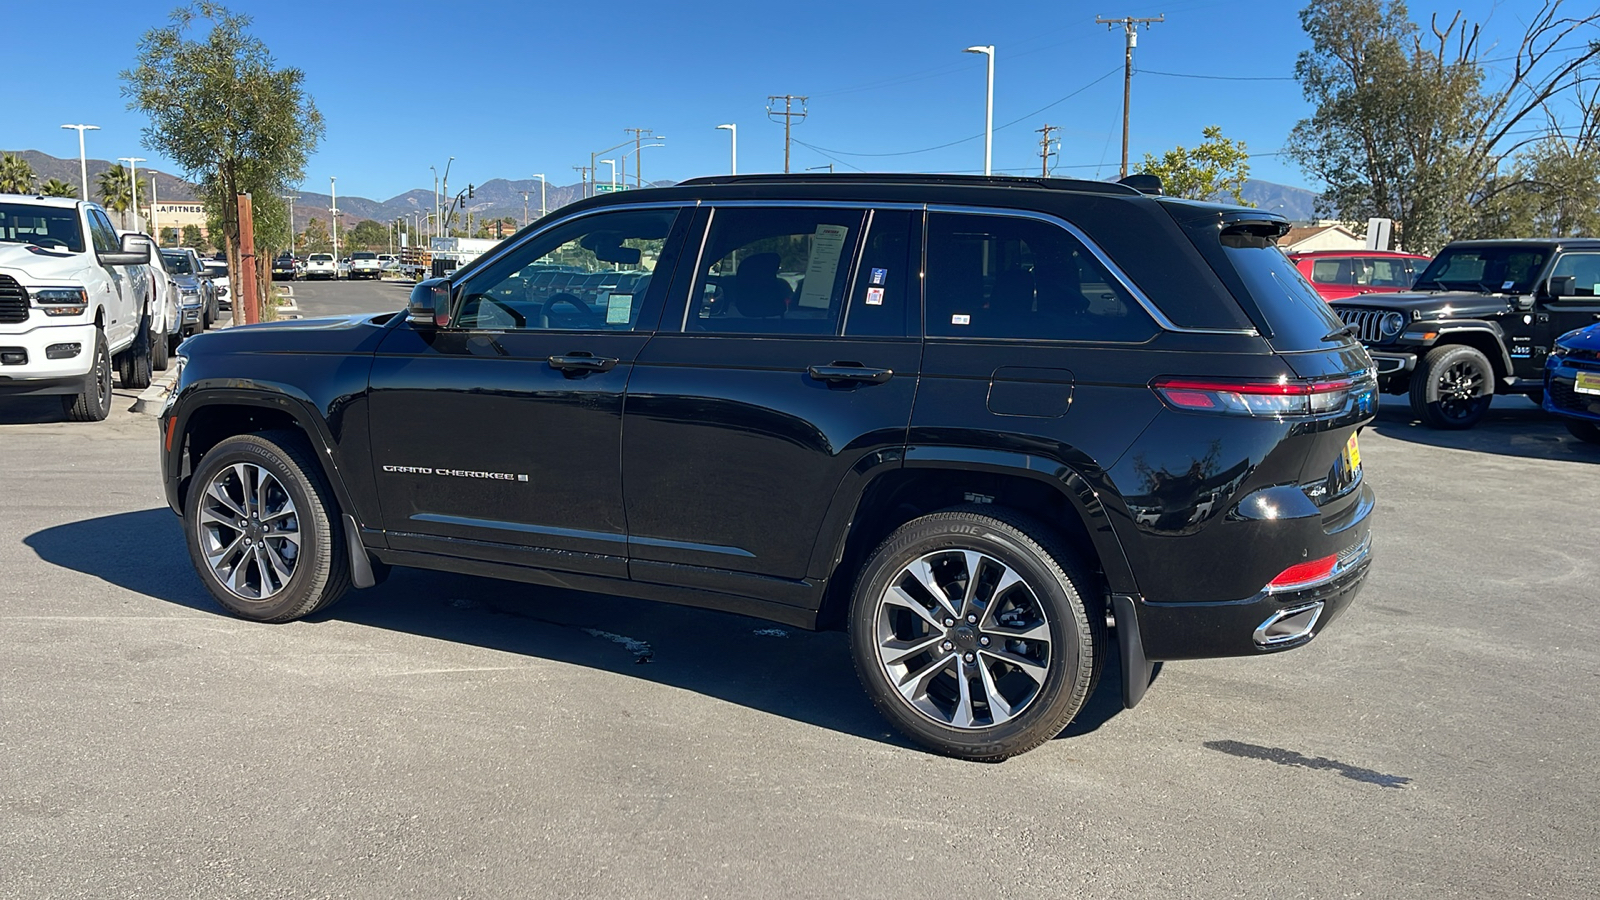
[1218,227,1346,350]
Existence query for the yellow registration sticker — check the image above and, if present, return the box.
[1345,432,1362,470]
[1576,371,1600,396]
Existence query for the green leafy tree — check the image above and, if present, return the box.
[1289,0,1600,252]
[1138,126,1252,204]
[40,178,78,198]
[0,153,38,194]
[346,219,389,251]
[181,223,206,250]
[301,217,331,254]
[123,2,324,320]
[97,165,133,216]
[161,226,179,245]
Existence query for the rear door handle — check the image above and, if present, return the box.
[549,353,618,373]
[807,364,893,384]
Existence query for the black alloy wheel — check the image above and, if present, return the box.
[1411,344,1494,430]
[61,328,113,422]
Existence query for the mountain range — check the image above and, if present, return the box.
[5,148,1322,226]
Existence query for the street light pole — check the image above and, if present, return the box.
[532,173,546,218]
[282,194,298,254]
[60,124,99,203]
[440,157,454,235]
[716,124,737,175]
[330,176,338,267]
[602,160,617,191]
[963,45,995,176]
[117,157,145,230]
[150,175,160,241]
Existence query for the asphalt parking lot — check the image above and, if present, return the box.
[2,279,1597,898]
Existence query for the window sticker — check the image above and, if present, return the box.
[865,286,885,306]
[1501,281,1515,291]
[951,313,971,325]
[796,224,850,309]
[605,293,633,325]
[869,267,887,285]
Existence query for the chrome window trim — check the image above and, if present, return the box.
[924,203,1260,337]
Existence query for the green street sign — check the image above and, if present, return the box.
[594,184,628,193]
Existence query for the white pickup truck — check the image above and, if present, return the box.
[0,195,156,421]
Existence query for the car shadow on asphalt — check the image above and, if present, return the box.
[25,508,1130,753]
[1366,395,1600,463]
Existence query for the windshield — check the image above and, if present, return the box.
[204,262,229,276]
[160,252,194,275]
[1415,246,1549,294]
[0,203,85,253]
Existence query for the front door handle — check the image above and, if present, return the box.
[549,353,618,373]
[807,363,893,384]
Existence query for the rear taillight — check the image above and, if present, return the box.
[1267,554,1338,591]
[1151,375,1359,418]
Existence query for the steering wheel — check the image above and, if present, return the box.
[539,292,602,328]
[31,237,68,249]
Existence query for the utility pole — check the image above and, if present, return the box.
[1097,15,1163,180]
[1036,124,1060,177]
[766,95,809,174]
[330,176,338,266]
[521,191,530,227]
[624,128,653,187]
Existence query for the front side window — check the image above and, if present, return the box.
[1365,258,1414,287]
[88,210,120,254]
[685,207,864,335]
[1548,252,1600,297]
[455,208,677,331]
[924,212,1156,342]
[0,203,86,253]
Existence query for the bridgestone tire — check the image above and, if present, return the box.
[1410,343,1494,430]
[185,430,351,623]
[848,506,1105,761]
[1567,420,1600,445]
[118,315,153,390]
[60,328,112,422]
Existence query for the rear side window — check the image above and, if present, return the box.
[842,209,915,338]
[685,207,864,335]
[1311,259,1352,285]
[924,212,1156,342]
[1215,225,1346,349]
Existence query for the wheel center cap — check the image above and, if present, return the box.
[951,625,979,651]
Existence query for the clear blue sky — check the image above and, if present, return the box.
[2,0,1532,202]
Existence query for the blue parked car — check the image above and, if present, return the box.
[1545,323,1600,444]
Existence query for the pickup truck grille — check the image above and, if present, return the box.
[0,275,28,323]
[1330,306,1390,343]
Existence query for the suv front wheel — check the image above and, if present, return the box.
[1410,344,1494,429]
[184,430,351,622]
[849,507,1104,760]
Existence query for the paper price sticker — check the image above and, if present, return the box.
[605,293,633,325]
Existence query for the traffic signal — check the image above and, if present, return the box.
[468,184,474,199]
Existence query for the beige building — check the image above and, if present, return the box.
[147,201,209,244]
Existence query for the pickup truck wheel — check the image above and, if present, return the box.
[118,314,153,389]
[60,328,113,422]
[1567,420,1600,445]
[1410,344,1493,430]
[150,323,169,371]
[185,430,351,622]
[848,507,1103,761]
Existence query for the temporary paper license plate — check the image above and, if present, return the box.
[1576,371,1600,396]
[1345,432,1362,471]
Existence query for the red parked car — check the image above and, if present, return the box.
[1288,250,1431,301]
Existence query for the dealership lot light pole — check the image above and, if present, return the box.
[118,157,145,230]
[60,124,99,202]
[532,173,546,218]
[716,124,737,175]
[963,45,995,176]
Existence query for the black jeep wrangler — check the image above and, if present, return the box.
[159,173,1376,759]
[1329,238,1600,429]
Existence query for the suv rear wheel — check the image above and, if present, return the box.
[184,430,351,622]
[1410,344,1493,429]
[848,507,1104,760]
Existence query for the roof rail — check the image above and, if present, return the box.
[674,172,1141,196]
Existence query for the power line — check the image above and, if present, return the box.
[1137,68,1294,81]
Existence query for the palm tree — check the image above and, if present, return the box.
[96,165,132,214]
[39,178,77,198]
[0,154,36,194]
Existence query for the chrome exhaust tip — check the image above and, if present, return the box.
[1254,601,1324,648]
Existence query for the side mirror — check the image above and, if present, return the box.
[1547,275,1576,299]
[407,278,452,329]
[99,233,152,266]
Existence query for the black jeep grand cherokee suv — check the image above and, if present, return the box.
[159,174,1376,759]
